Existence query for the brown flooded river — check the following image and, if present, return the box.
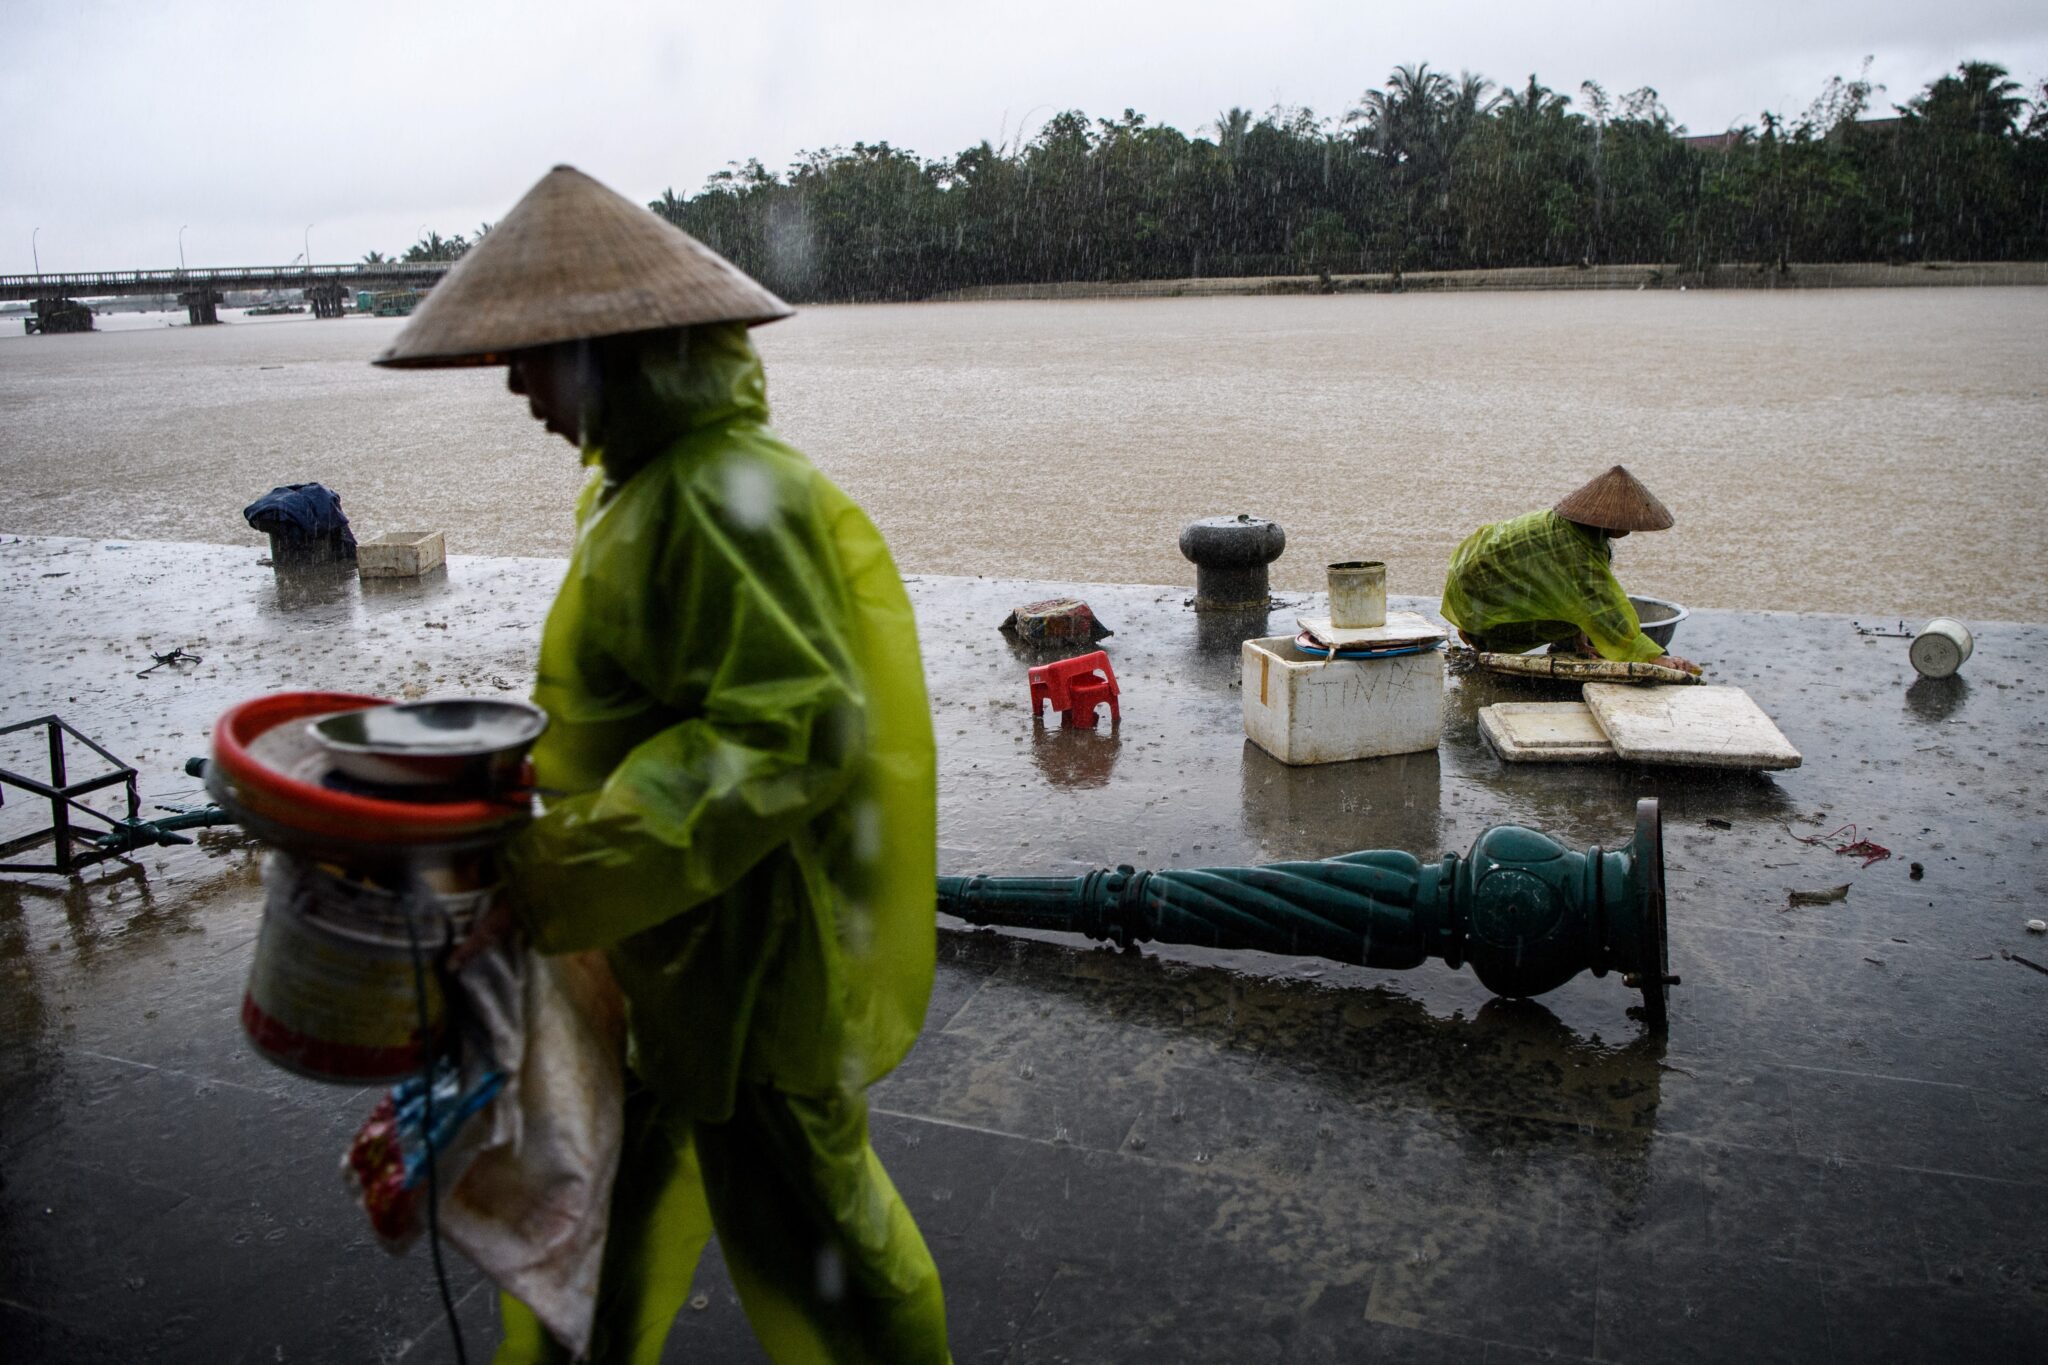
[2,289,2044,619]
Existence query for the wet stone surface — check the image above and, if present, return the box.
[2,534,2045,1362]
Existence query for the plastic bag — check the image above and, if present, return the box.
[341,940,626,1357]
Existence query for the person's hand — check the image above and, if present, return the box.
[447,896,518,971]
[1655,654,1703,676]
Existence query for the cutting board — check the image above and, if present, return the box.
[1477,702,1617,763]
[1583,684,1802,770]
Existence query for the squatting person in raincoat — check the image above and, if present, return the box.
[1440,465,1700,674]
[376,165,950,1364]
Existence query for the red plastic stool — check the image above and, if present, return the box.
[1028,650,1121,725]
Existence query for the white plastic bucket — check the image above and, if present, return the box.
[1909,619,1974,679]
[1327,561,1387,629]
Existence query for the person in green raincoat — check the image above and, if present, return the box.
[1441,465,1700,674]
[376,166,950,1364]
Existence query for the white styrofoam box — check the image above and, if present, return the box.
[357,530,446,579]
[1241,636,1442,765]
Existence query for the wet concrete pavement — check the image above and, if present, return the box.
[2,534,2044,1362]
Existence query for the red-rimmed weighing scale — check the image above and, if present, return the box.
[207,692,539,1084]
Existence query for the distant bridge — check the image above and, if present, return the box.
[2,262,451,327]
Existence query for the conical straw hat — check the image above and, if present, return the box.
[1553,465,1675,532]
[375,165,792,368]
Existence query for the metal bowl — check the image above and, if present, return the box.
[1628,594,1689,650]
[311,698,547,791]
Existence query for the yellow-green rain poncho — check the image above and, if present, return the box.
[1440,509,1663,663]
[495,324,949,1364]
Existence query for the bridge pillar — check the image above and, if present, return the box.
[23,298,94,335]
[305,283,349,319]
[180,288,222,326]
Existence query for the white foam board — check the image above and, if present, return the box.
[1583,683,1802,770]
[1477,702,1617,763]
[1296,610,1447,649]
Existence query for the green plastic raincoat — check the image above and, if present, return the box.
[495,324,947,1364]
[1440,509,1663,663]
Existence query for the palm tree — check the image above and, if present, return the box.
[360,249,390,265]
[1349,64,1470,275]
[649,188,687,224]
[1212,106,1253,162]
[1348,62,1454,163]
[1497,75,1570,128]
[403,230,469,263]
[1906,60,2026,137]
[1442,71,1501,178]
[1451,71,1501,126]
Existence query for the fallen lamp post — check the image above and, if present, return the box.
[16,729,1674,1018]
[938,798,1677,1024]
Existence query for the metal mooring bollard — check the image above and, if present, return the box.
[1179,514,1286,610]
[939,799,1678,1025]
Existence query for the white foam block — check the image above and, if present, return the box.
[357,530,446,579]
[1478,702,1617,763]
[1583,683,1802,770]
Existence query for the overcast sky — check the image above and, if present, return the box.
[4,0,2044,273]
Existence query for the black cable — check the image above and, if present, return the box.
[404,888,470,1365]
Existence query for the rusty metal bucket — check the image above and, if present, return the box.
[1326,560,1387,628]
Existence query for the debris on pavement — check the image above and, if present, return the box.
[243,482,358,566]
[1787,884,1852,908]
[1000,597,1113,645]
[1465,648,1700,685]
[1786,821,1892,867]
[136,647,204,679]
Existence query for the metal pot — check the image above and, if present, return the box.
[1628,594,1689,650]
[311,697,547,792]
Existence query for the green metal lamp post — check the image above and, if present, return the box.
[938,798,1677,1024]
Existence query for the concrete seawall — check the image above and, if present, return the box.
[933,259,2048,302]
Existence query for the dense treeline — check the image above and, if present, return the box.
[395,61,2048,299]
